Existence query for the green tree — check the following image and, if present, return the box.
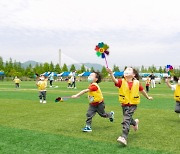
[25,64,34,78]
[90,67,94,72]
[158,66,163,73]
[33,63,41,75]
[54,64,62,73]
[4,59,13,76]
[148,65,157,73]
[141,65,148,73]
[101,66,108,77]
[49,61,54,72]
[80,64,86,73]
[0,56,4,70]
[70,64,76,72]
[62,63,68,72]
[9,69,16,77]
[112,65,120,72]
[43,62,50,72]
[9,58,13,70]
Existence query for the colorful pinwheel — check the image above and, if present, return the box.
[95,42,110,68]
[166,65,174,75]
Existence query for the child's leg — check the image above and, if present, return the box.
[122,106,136,126]
[96,102,112,118]
[50,80,52,86]
[121,105,137,140]
[146,86,149,92]
[147,86,149,92]
[39,91,43,100]
[71,82,75,88]
[86,105,97,127]
[175,101,180,113]
[42,91,46,101]
[15,83,18,88]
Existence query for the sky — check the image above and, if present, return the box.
[0,0,180,69]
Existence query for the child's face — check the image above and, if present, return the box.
[88,73,97,83]
[124,67,135,79]
[40,76,45,81]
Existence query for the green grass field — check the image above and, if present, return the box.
[0,80,179,154]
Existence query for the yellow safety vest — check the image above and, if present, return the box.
[37,80,47,91]
[88,83,103,104]
[174,85,180,102]
[119,79,140,105]
[14,79,20,83]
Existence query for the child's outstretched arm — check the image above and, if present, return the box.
[71,89,89,98]
[106,68,118,84]
[140,90,153,100]
[165,78,172,88]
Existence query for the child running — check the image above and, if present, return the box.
[36,75,48,104]
[13,76,21,88]
[166,76,180,115]
[71,72,114,132]
[145,76,151,93]
[106,67,153,146]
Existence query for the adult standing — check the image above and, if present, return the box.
[71,70,76,89]
[149,72,156,88]
[49,72,54,87]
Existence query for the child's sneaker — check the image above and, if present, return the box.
[109,111,114,122]
[82,126,92,132]
[43,100,46,104]
[117,136,127,146]
[40,100,43,103]
[132,119,139,131]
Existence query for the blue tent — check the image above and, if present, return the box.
[0,71,5,76]
[43,72,57,77]
[139,73,150,77]
[113,72,124,77]
[58,72,71,77]
[78,72,91,77]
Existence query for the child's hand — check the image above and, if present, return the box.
[106,68,113,74]
[71,95,78,98]
[147,96,153,100]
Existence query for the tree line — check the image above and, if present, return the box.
[0,57,179,78]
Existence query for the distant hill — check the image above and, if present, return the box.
[21,60,39,68]
[21,61,103,71]
[68,63,103,71]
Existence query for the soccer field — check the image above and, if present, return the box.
[0,80,179,154]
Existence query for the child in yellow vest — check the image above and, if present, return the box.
[67,77,72,88]
[166,76,180,115]
[13,76,21,88]
[106,67,153,146]
[36,75,48,104]
[71,72,114,132]
[145,76,151,93]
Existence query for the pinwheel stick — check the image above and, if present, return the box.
[104,56,109,68]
